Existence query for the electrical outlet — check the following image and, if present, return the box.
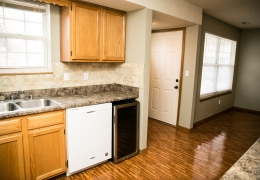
[64,73,69,81]
[218,100,221,104]
[84,72,88,80]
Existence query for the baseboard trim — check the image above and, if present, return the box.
[233,107,260,115]
[139,148,148,154]
[194,107,233,127]
[176,125,190,132]
[149,117,176,127]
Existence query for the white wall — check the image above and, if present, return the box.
[178,25,201,129]
[50,5,60,62]
[127,0,202,25]
[234,29,260,111]
[126,8,152,150]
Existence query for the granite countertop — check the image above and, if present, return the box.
[220,138,260,180]
[0,90,138,119]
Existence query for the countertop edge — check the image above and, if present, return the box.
[0,92,138,119]
[220,138,260,179]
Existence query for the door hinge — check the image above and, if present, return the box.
[64,129,65,134]
[66,160,68,167]
[70,6,72,11]
[70,51,72,56]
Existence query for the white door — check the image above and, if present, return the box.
[149,30,183,126]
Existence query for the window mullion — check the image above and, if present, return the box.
[43,13,46,68]
[23,11,28,66]
[0,33,45,40]
[214,37,220,93]
[25,39,28,66]
[5,38,8,66]
[2,8,8,66]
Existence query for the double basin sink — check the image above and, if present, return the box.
[0,99,62,114]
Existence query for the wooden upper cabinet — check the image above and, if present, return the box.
[71,3,101,61]
[60,2,126,62]
[102,9,126,62]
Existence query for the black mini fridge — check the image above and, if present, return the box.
[112,100,139,163]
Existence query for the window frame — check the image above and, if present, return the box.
[0,3,52,75]
[200,32,237,101]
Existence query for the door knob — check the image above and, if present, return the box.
[174,86,178,89]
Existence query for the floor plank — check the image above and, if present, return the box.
[54,110,260,180]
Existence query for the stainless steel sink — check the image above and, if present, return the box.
[0,102,21,113]
[16,99,61,109]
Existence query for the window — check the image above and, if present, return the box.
[0,0,51,74]
[200,33,237,99]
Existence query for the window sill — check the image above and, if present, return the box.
[200,91,232,102]
[0,68,53,76]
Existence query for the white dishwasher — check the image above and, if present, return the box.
[66,103,112,176]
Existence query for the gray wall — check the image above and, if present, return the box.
[234,29,260,111]
[194,14,241,123]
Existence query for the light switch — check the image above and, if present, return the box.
[185,71,189,77]
[64,73,69,81]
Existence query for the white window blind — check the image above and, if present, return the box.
[0,0,51,73]
[200,33,237,98]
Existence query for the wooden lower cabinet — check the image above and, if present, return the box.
[0,133,25,180]
[0,110,66,180]
[28,124,66,180]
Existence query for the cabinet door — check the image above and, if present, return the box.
[28,125,66,180]
[102,9,126,61]
[71,2,101,61]
[0,133,25,180]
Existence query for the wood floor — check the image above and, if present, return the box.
[55,110,260,180]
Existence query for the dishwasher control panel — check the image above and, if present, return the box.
[66,103,112,114]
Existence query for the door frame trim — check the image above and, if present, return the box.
[151,27,186,127]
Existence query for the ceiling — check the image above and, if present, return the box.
[81,0,260,30]
[152,11,195,30]
[81,0,144,12]
[185,0,260,29]
[82,0,196,29]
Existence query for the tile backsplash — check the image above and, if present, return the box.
[0,62,144,92]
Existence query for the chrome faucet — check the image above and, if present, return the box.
[11,94,18,100]
[29,94,33,100]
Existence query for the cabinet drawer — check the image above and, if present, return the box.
[27,111,64,130]
[0,118,22,136]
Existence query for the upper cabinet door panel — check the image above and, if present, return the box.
[102,9,125,61]
[72,3,101,60]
